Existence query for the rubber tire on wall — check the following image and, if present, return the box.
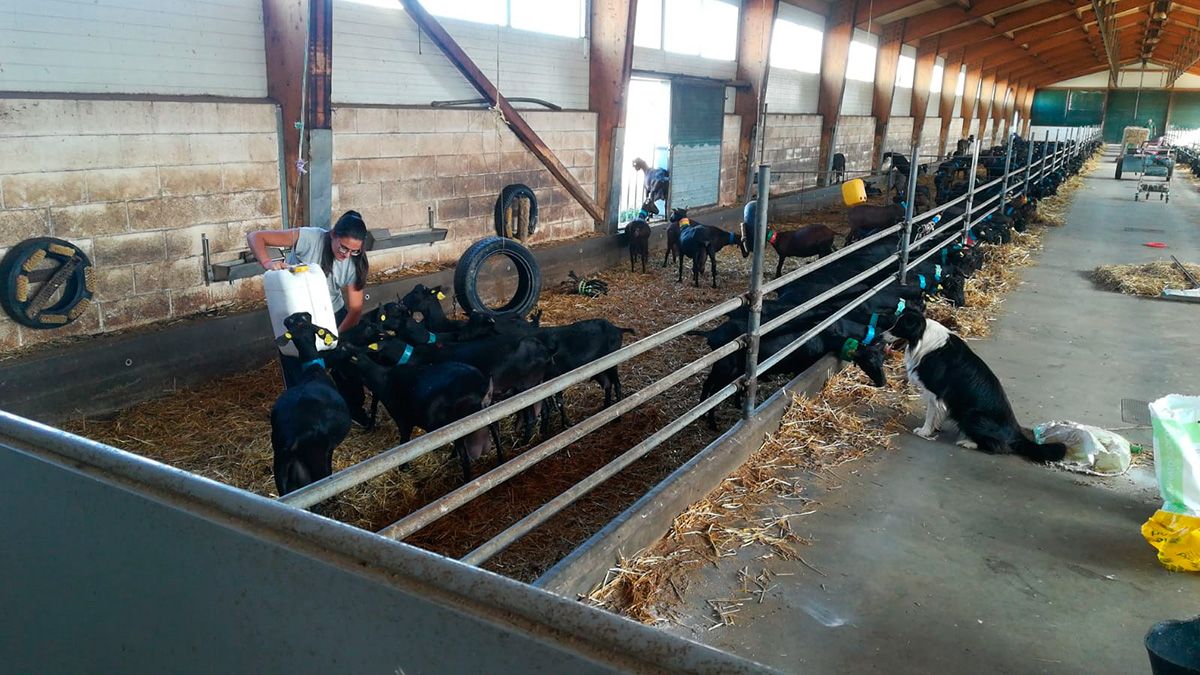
[493,183,539,238]
[0,237,95,329]
[453,236,541,319]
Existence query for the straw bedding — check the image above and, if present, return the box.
[1091,260,1200,297]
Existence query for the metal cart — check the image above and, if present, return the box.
[1135,144,1174,202]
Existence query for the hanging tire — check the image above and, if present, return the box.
[453,236,541,319]
[493,183,539,239]
[0,237,95,329]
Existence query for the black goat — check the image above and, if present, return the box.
[626,219,651,273]
[533,318,635,431]
[400,284,465,332]
[678,218,747,288]
[271,313,352,496]
[341,343,499,481]
[663,207,687,267]
[845,203,905,244]
[742,221,837,279]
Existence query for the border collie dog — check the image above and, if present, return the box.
[885,309,1067,462]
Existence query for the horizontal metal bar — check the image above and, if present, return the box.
[460,380,742,565]
[376,338,744,540]
[759,253,898,337]
[973,193,1001,213]
[757,274,897,376]
[760,224,902,295]
[906,230,962,269]
[908,214,963,251]
[975,175,1004,192]
[918,191,968,219]
[280,294,747,509]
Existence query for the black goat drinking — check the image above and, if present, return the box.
[626,218,651,273]
[270,313,352,496]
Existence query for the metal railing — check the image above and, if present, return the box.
[275,128,1101,567]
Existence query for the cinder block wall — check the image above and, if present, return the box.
[760,113,823,195]
[883,117,915,161]
[330,107,597,273]
[0,98,282,351]
[719,114,741,206]
[920,118,942,161]
[835,116,876,175]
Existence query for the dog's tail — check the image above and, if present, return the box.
[1011,429,1067,462]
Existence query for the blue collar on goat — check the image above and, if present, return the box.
[895,298,906,315]
[728,231,736,245]
[395,343,414,365]
[302,357,326,370]
[864,313,880,345]
[426,332,437,344]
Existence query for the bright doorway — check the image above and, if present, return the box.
[619,77,671,225]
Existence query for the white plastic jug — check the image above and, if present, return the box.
[264,265,339,357]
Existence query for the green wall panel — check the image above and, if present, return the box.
[1169,91,1200,130]
[1102,89,1170,142]
[1031,89,1105,126]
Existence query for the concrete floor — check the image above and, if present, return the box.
[663,147,1200,674]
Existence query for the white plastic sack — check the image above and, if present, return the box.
[1034,420,1132,476]
[1150,394,1200,517]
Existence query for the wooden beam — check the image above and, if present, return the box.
[780,0,829,16]
[910,38,938,151]
[734,0,779,203]
[590,0,638,230]
[959,62,983,138]
[901,0,1015,43]
[854,0,916,28]
[976,71,996,139]
[991,77,1009,139]
[937,24,1002,52]
[937,49,963,156]
[991,3,1079,35]
[1011,15,1087,45]
[870,21,906,168]
[817,1,857,187]
[399,0,603,223]
[262,0,312,226]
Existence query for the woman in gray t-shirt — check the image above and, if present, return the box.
[247,211,372,397]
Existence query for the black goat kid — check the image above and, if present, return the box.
[742,221,837,279]
[677,217,747,288]
[271,313,352,496]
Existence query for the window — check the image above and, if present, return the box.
[930,63,944,93]
[846,40,877,82]
[663,0,739,61]
[955,66,966,97]
[634,0,663,48]
[770,19,823,73]
[895,54,915,88]
[510,0,584,38]
[418,0,505,25]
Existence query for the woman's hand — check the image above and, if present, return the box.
[263,259,289,271]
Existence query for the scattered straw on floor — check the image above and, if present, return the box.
[584,367,903,625]
[1092,259,1200,296]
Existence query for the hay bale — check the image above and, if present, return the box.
[1092,260,1200,297]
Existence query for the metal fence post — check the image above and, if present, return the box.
[963,139,981,240]
[1023,128,1035,194]
[999,131,1014,215]
[742,164,770,419]
[898,140,919,283]
[1040,130,1050,184]
[1053,129,1062,173]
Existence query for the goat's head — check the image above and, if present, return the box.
[840,337,887,387]
[669,207,688,224]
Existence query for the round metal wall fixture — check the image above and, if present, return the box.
[0,237,95,329]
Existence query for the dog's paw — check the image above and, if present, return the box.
[955,437,978,449]
[912,426,938,440]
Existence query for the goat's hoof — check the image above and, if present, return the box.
[955,437,978,449]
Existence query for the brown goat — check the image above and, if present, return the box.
[845,203,905,244]
[741,222,837,279]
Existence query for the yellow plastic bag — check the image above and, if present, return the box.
[1142,510,1200,573]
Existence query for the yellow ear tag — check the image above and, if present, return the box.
[436,291,446,300]
[379,314,386,322]
[292,264,308,273]
[368,343,379,351]
[284,332,292,340]
[323,334,334,345]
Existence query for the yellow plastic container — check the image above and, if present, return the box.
[841,178,867,206]
[1142,510,1200,573]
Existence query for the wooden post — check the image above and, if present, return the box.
[909,38,938,157]
[870,21,905,170]
[976,71,996,144]
[590,0,638,232]
[1022,86,1035,137]
[990,77,1008,140]
[262,0,310,226]
[816,1,856,187]
[399,0,604,223]
[959,62,982,139]
[937,49,963,156]
[734,0,780,203]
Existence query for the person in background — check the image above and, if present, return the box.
[632,157,670,218]
[247,212,372,422]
